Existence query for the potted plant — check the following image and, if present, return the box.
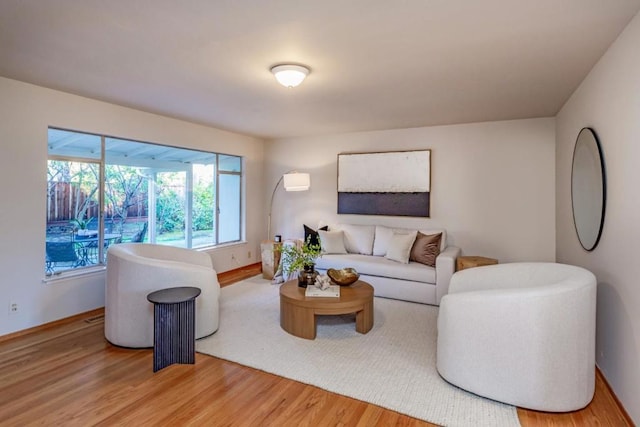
[279,237,322,287]
[70,216,93,236]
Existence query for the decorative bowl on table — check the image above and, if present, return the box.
[327,268,360,286]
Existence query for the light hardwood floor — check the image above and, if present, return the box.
[0,264,631,426]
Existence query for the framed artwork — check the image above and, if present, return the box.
[337,149,431,217]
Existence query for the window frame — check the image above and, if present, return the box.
[216,160,243,244]
[46,127,243,278]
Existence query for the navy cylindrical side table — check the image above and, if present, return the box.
[147,286,201,372]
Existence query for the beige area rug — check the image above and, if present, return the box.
[196,276,520,427]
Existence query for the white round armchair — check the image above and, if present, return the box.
[437,262,596,412]
[105,243,220,348]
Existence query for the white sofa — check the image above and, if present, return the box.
[312,224,460,305]
[105,243,220,348]
[437,262,597,412]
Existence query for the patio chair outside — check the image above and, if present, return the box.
[83,234,123,265]
[45,241,81,273]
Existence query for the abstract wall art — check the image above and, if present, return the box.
[337,149,431,217]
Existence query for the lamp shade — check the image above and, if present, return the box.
[283,172,310,191]
[271,64,310,88]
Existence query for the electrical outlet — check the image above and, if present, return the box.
[9,302,18,314]
[248,251,252,259]
[231,254,236,261]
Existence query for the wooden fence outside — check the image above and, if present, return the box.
[46,181,147,222]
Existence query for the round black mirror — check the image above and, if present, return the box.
[571,127,606,251]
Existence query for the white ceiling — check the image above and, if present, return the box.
[1,1,639,139]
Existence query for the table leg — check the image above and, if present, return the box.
[153,298,196,372]
[355,300,374,334]
[280,300,316,339]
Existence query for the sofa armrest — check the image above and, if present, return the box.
[435,245,461,305]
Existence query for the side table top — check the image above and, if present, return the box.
[457,256,498,263]
[147,286,201,304]
[456,255,498,271]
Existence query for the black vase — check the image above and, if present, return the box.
[298,264,318,288]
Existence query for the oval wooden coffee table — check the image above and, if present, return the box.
[279,279,374,340]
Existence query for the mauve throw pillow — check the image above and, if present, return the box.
[410,232,442,267]
[304,224,328,247]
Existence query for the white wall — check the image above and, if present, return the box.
[0,77,264,336]
[556,11,640,423]
[266,118,556,263]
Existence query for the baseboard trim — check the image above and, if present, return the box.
[596,366,634,426]
[0,307,104,344]
[217,262,262,287]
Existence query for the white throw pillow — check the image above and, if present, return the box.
[336,224,375,255]
[373,225,414,256]
[385,231,418,264]
[318,230,347,254]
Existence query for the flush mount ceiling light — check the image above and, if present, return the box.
[270,64,310,88]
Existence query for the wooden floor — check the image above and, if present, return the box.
[0,265,630,426]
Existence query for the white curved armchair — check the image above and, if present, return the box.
[105,243,220,348]
[437,262,596,412]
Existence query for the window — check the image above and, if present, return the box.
[46,128,243,276]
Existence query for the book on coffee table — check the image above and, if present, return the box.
[305,285,340,297]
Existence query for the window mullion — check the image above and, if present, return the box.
[98,136,106,264]
[148,171,157,244]
[215,155,220,245]
[186,164,193,248]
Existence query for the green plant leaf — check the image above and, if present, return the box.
[278,236,322,276]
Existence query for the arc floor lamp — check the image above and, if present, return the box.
[267,171,310,240]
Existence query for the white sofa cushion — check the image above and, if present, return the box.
[318,230,347,254]
[331,223,375,255]
[315,253,436,284]
[385,231,417,264]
